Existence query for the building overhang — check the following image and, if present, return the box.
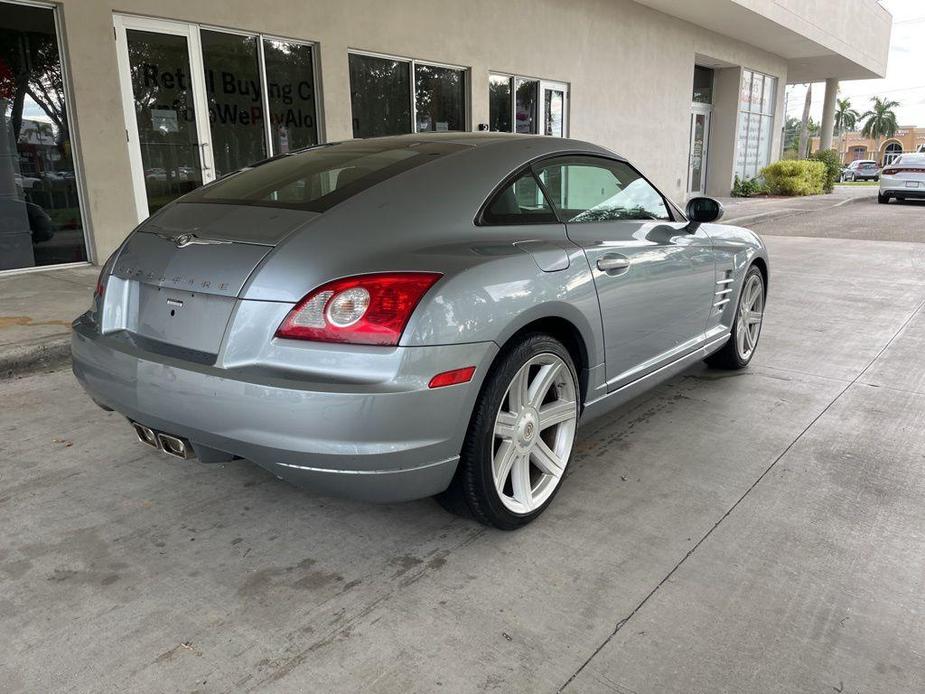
[632,0,891,83]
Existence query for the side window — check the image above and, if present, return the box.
[482,171,557,225]
[535,158,671,222]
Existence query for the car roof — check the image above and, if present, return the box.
[342,132,620,157]
[898,153,925,165]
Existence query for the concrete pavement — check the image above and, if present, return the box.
[718,183,872,227]
[0,265,96,377]
[1,193,924,693]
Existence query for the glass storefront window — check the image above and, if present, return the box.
[200,30,265,178]
[263,39,319,154]
[489,74,512,132]
[1,1,88,270]
[117,17,323,221]
[349,53,467,138]
[414,64,465,132]
[126,29,205,215]
[515,78,538,134]
[349,53,412,138]
[736,70,777,180]
[491,73,567,137]
[544,89,564,137]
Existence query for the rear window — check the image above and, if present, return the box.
[182,140,467,212]
[899,154,925,167]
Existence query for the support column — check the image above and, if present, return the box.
[820,78,839,151]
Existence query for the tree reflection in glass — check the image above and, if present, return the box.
[0,2,87,269]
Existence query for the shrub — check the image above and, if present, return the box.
[810,149,842,193]
[731,175,769,198]
[761,160,827,196]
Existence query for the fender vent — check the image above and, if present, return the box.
[714,270,734,310]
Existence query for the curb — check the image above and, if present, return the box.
[723,193,865,227]
[0,334,71,380]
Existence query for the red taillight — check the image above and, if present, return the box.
[275,272,442,346]
[428,366,476,389]
[884,167,925,176]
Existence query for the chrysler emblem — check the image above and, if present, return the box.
[165,233,232,248]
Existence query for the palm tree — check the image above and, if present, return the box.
[834,98,859,135]
[834,98,860,163]
[860,97,900,164]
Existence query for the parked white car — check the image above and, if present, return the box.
[879,153,925,204]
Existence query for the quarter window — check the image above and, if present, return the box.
[535,158,671,222]
[349,52,467,138]
[482,171,556,225]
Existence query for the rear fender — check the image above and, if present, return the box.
[402,246,605,395]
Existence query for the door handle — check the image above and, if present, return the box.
[597,255,631,274]
[199,142,212,172]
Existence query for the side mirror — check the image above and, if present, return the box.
[686,197,724,224]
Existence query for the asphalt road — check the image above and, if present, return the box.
[2,190,923,693]
[747,185,925,243]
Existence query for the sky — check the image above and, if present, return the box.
[785,0,925,126]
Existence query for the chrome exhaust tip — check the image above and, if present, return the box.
[132,422,160,449]
[156,433,194,460]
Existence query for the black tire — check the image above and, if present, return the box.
[878,192,890,204]
[705,266,765,370]
[437,333,579,530]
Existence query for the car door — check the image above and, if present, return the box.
[534,156,715,390]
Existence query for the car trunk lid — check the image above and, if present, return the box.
[109,203,318,355]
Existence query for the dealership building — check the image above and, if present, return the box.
[0,0,891,273]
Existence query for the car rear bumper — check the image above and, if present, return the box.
[71,315,498,502]
[881,188,925,199]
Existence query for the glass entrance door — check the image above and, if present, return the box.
[539,81,568,137]
[115,16,322,223]
[540,83,567,137]
[115,17,213,218]
[688,108,711,195]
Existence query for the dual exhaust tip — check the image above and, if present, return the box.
[131,421,194,460]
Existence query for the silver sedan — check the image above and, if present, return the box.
[72,134,768,529]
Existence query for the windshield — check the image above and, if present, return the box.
[181,139,467,212]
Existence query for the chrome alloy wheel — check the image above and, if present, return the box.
[735,273,765,361]
[491,353,578,514]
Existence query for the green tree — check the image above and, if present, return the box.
[784,116,820,152]
[834,97,860,164]
[860,97,900,162]
[834,98,859,135]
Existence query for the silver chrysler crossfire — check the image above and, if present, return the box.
[73,134,768,529]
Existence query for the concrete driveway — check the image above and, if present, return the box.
[1,190,923,693]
